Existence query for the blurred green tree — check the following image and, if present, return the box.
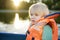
[43,0,60,10]
[0,13,15,24]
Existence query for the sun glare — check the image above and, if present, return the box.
[13,0,22,7]
[12,0,30,7]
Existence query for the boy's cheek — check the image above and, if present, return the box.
[35,17,40,21]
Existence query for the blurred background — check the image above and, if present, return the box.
[0,0,60,40]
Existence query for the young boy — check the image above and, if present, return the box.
[26,2,58,40]
[29,2,49,25]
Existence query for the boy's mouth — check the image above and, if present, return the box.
[31,20,35,22]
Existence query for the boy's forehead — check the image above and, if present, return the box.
[30,9,41,15]
[30,8,38,13]
[30,10,36,14]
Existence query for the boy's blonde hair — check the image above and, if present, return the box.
[29,2,49,17]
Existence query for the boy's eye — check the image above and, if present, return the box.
[35,13,38,16]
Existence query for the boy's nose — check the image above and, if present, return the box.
[31,15,36,18]
[31,16,35,19]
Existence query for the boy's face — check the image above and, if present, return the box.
[30,11,42,24]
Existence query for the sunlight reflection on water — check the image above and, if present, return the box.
[0,19,30,34]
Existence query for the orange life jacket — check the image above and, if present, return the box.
[26,12,59,40]
[26,18,49,40]
[48,19,58,40]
